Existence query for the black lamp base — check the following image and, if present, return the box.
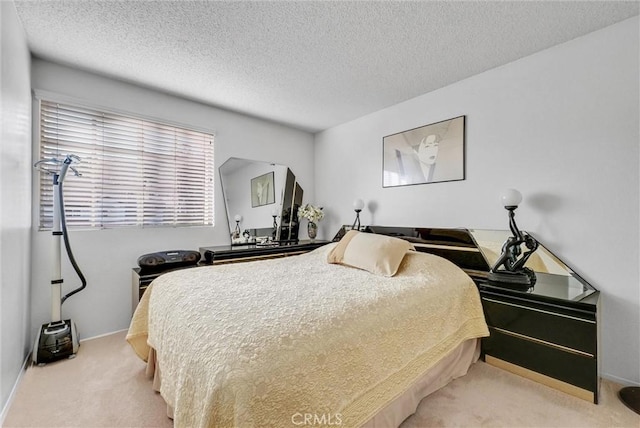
[487,269,536,290]
[619,387,640,415]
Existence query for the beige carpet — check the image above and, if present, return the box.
[3,331,639,427]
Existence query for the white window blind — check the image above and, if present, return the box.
[38,100,214,230]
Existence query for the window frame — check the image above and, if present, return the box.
[35,94,216,231]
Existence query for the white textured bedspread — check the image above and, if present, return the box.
[127,244,488,427]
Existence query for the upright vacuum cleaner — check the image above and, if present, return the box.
[32,154,87,365]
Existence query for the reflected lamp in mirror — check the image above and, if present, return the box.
[232,214,242,240]
[488,189,539,289]
[271,208,279,239]
[352,198,364,231]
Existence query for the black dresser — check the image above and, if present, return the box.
[199,240,328,265]
[131,240,328,313]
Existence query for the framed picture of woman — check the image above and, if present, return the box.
[383,116,465,187]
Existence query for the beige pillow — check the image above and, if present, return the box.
[327,230,415,277]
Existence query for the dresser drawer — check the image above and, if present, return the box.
[481,296,596,355]
[484,327,598,398]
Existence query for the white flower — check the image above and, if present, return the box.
[297,204,324,223]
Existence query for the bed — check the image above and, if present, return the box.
[127,230,489,427]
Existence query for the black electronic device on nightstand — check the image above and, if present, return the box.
[137,249,201,272]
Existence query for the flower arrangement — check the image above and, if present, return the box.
[297,203,324,223]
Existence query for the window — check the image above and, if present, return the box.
[38,99,214,230]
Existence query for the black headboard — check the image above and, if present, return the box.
[364,226,492,278]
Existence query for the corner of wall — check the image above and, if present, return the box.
[0,0,33,416]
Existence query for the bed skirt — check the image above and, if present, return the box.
[144,338,479,427]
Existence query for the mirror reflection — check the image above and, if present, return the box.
[469,229,572,276]
[219,157,303,245]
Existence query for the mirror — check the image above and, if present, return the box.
[219,157,303,245]
[470,229,596,301]
[469,229,572,276]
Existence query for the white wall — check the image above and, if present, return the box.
[30,59,315,342]
[0,0,32,418]
[315,17,639,385]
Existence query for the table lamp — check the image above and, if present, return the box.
[488,189,539,288]
[232,214,242,239]
[271,209,279,240]
[352,198,364,231]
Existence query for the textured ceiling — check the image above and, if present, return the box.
[14,1,639,133]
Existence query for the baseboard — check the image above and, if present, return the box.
[601,372,640,387]
[79,328,128,343]
[0,353,31,426]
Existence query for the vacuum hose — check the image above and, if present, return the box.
[58,180,87,304]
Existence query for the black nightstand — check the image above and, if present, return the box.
[359,226,602,403]
[476,272,600,403]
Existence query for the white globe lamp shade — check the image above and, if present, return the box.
[353,198,365,211]
[501,189,522,208]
